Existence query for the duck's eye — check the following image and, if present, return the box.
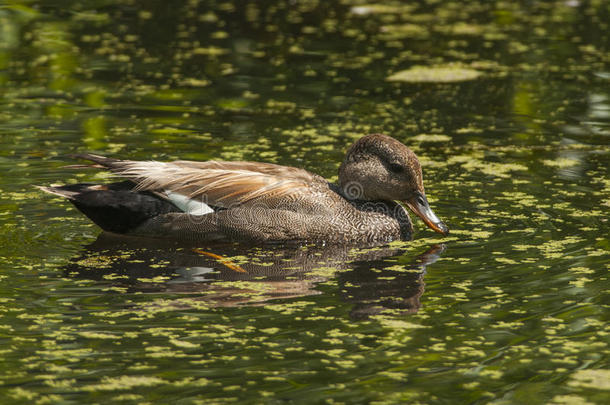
[389,163,405,173]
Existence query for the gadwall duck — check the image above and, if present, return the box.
[39,134,448,244]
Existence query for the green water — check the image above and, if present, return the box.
[1,0,609,403]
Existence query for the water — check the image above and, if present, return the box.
[0,0,608,403]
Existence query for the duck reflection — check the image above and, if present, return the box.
[340,244,445,319]
[63,233,445,318]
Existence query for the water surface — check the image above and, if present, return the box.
[0,0,608,403]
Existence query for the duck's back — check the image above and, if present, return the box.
[81,156,336,214]
[40,155,413,244]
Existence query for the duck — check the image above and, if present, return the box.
[38,133,448,245]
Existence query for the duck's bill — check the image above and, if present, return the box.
[403,194,449,236]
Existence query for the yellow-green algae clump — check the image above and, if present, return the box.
[387,65,483,83]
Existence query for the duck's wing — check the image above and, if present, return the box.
[71,154,336,212]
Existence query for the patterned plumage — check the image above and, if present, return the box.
[39,134,448,245]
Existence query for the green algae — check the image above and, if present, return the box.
[410,134,452,143]
[380,24,430,40]
[542,158,580,168]
[0,0,609,404]
[387,65,483,83]
[568,369,610,390]
[83,375,166,391]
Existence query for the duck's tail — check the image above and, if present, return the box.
[66,153,122,168]
[37,181,180,234]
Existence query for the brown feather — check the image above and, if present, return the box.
[101,159,334,212]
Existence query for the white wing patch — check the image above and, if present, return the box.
[165,190,214,215]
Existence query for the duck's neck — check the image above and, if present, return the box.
[330,183,414,241]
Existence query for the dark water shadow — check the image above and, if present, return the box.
[63,233,446,319]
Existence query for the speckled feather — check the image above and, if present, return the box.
[42,134,448,244]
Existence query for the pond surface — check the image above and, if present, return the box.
[1,0,609,403]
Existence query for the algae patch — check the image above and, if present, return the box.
[387,65,483,83]
[568,369,610,390]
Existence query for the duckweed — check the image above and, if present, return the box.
[0,0,609,404]
[387,66,483,83]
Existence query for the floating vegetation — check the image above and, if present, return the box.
[387,65,483,83]
[380,24,430,40]
[0,0,609,404]
[568,369,610,390]
[542,158,579,168]
[410,134,452,143]
[83,376,166,391]
[350,4,417,16]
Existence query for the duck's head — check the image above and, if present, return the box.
[339,133,449,236]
